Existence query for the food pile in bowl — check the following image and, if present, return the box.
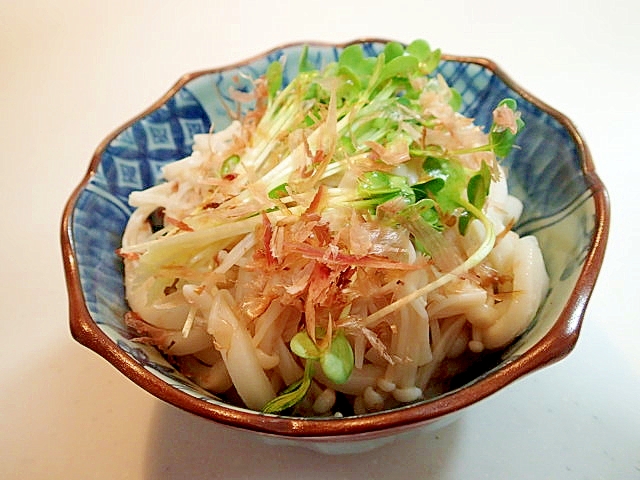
[62,38,608,448]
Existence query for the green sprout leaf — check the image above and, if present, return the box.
[411,178,444,200]
[298,45,316,73]
[401,198,442,231]
[421,156,468,214]
[406,39,431,61]
[220,155,240,177]
[265,60,283,101]
[383,41,405,61]
[421,48,441,74]
[263,329,354,412]
[338,44,376,85]
[467,161,492,210]
[268,182,289,199]
[448,87,463,111]
[405,39,441,74]
[290,331,322,359]
[262,361,314,414]
[319,330,354,384]
[354,171,416,210]
[490,98,525,158]
[457,161,491,234]
[464,161,492,233]
[378,55,419,84]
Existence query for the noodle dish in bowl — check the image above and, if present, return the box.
[61,38,609,453]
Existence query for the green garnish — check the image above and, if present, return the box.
[490,98,525,158]
[267,182,289,199]
[319,330,354,385]
[265,61,283,102]
[262,329,354,414]
[262,360,315,414]
[220,154,240,177]
[353,171,416,211]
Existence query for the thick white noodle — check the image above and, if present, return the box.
[479,235,549,349]
[207,290,276,410]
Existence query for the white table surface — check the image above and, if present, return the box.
[2,1,639,478]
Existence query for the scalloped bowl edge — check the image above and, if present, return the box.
[60,38,610,447]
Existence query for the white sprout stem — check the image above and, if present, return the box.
[248,101,303,172]
[120,207,298,256]
[363,202,496,328]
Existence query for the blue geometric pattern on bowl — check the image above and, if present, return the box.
[69,41,596,409]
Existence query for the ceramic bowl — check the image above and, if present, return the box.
[61,39,609,454]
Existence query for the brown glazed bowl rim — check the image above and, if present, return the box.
[61,38,610,439]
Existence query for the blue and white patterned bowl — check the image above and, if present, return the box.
[61,39,609,453]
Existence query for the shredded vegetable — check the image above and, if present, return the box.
[119,40,548,416]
